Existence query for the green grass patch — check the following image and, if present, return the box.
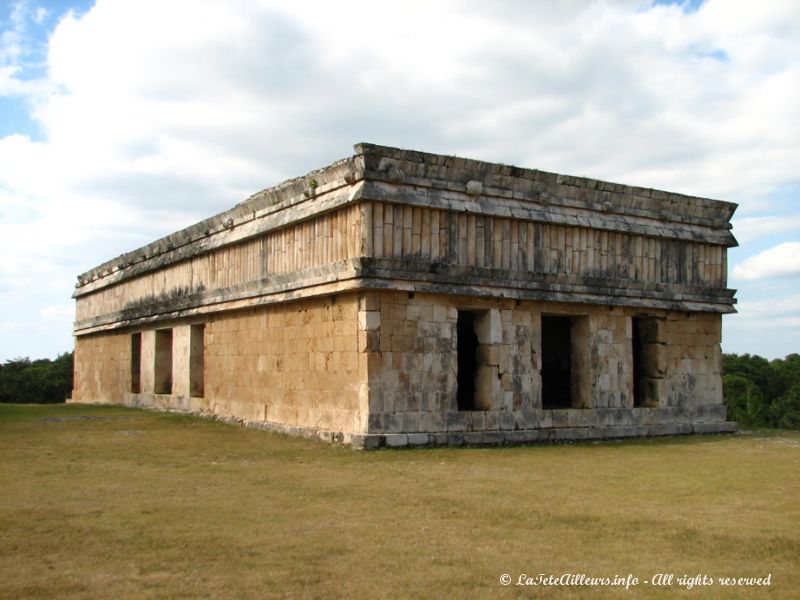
[1,404,798,599]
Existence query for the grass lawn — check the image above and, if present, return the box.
[1,403,798,599]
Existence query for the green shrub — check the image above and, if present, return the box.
[723,353,800,429]
[0,352,73,404]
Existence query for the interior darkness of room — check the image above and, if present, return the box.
[456,311,478,411]
[541,316,572,409]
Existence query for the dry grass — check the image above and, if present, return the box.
[1,403,798,599]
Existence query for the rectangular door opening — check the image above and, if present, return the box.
[632,317,665,407]
[456,311,479,411]
[154,328,173,395]
[541,316,573,409]
[130,333,141,394]
[190,324,205,398]
[632,318,645,407]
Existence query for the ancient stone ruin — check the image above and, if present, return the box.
[71,143,738,447]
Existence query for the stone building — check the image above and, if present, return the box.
[71,143,737,447]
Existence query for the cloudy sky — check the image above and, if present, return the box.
[0,0,798,362]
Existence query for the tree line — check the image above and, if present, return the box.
[722,353,800,429]
[0,351,798,429]
[0,352,73,404]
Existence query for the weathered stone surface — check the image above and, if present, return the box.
[482,431,505,445]
[385,434,409,448]
[350,434,382,449]
[407,433,429,446]
[72,143,737,448]
[463,432,485,445]
[693,421,736,434]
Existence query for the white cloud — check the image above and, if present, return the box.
[33,7,48,25]
[40,303,73,320]
[0,0,799,360]
[735,293,800,319]
[733,215,800,244]
[732,242,800,280]
[5,0,796,204]
[724,292,800,358]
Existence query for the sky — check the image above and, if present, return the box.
[0,0,798,362]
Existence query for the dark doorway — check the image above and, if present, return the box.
[632,317,664,407]
[190,324,205,398]
[130,333,141,394]
[456,311,479,410]
[154,328,173,395]
[541,316,572,409]
[632,318,645,407]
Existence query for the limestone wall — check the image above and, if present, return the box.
[368,202,726,288]
[75,203,362,327]
[360,290,726,442]
[664,312,723,407]
[72,288,727,446]
[72,331,130,404]
[74,143,737,339]
[73,294,368,438]
[202,294,365,433]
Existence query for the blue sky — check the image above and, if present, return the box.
[0,0,798,362]
[0,0,92,137]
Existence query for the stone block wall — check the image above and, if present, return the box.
[362,291,537,435]
[664,312,724,408]
[589,309,633,409]
[202,294,364,433]
[73,293,368,439]
[75,203,363,328]
[72,289,728,446]
[358,290,727,444]
[72,331,130,404]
